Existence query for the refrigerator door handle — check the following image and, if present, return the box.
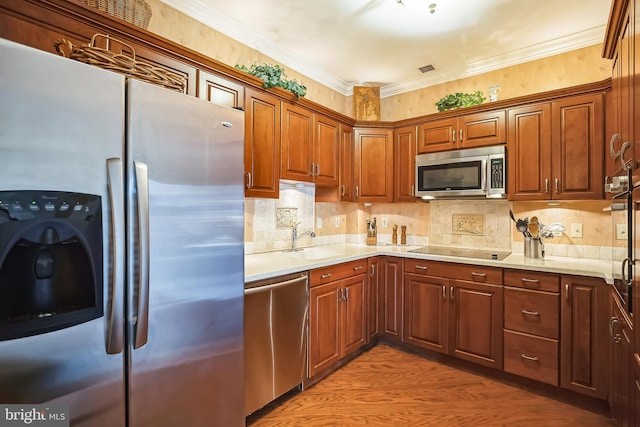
[134,161,150,349]
[106,158,125,354]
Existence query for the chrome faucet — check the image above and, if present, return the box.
[290,222,316,252]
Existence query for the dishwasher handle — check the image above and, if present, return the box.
[244,275,308,295]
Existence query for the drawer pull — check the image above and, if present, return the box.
[521,310,540,316]
[520,354,539,362]
[354,266,364,271]
[321,273,332,279]
[471,272,486,280]
[521,278,540,286]
[415,265,428,270]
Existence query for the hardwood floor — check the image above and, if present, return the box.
[247,345,612,426]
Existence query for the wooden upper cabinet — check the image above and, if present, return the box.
[354,127,394,203]
[459,110,506,149]
[508,94,604,201]
[394,125,417,202]
[418,110,506,154]
[197,70,244,109]
[313,114,340,186]
[508,103,552,200]
[244,88,281,198]
[339,124,354,202]
[281,102,314,182]
[418,118,457,153]
[281,103,339,186]
[551,94,604,200]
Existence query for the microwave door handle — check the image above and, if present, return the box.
[481,159,487,190]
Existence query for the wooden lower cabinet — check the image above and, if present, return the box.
[403,259,503,370]
[404,273,449,353]
[609,288,633,427]
[308,261,367,378]
[366,257,380,343]
[560,275,608,399]
[503,270,560,385]
[379,257,404,342]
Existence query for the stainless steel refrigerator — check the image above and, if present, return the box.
[0,38,244,426]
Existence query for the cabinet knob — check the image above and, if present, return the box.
[245,172,252,189]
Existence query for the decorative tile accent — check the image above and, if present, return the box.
[276,208,298,228]
[452,214,485,235]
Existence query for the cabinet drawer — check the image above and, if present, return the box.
[504,269,559,292]
[310,259,367,286]
[504,330,558,386]
[404,259,502,284]
[504,287,559,339]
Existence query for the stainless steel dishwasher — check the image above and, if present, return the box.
[244,272,308,416]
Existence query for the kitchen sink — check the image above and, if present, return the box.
[287,247,342,260]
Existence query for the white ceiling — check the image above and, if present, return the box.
[163,0,612,98]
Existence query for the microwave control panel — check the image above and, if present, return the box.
[490,158,504,189]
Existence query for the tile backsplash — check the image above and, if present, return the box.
[244,181,316,254]
[245,188,615,261]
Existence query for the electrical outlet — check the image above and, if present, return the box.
[382,217,388,227]
[570,223,583,238]
[616,223,628,240]
[335,217,340,228]
[316,217,323,229]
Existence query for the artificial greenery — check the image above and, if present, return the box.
[435,91,486,112]
[235,63,307,98]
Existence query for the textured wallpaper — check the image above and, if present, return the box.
[381,44,611,121]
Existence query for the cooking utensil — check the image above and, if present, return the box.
[516,218,530,237]
[509,209,517,224]
[529,216,539,237]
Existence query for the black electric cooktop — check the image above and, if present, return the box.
[408,246,511,261]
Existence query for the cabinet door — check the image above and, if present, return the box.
[403,273,449,353]
[281,102,314,182]
[197,69,244,109]
[508,103,552,200]
[418,118,456,153]
[308,281,341,378]
[314,114,340,186]
[449,280,503,369]
[354,128,394,203]
[340,124,354,202]
[341,274,367,357]
[560,275,608,399]
[394,125,417,202]
[459,110,506,149]
[244,88,280,198]
[366,257,380,343]
[379,257,404,341]
[609,289,632,427]
[551,94,604,200]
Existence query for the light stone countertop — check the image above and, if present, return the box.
[245,243,614,285]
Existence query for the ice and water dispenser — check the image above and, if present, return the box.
[0,191,103,341]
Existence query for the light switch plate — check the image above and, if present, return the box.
[316,217,323,229]
[335,217,340,228]
[616,223,628,240]
[382,217,388,227]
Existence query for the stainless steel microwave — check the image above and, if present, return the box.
[415,145,507,199]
